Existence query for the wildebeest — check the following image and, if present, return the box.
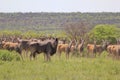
[17,39,31,57]
[29,38,58,61]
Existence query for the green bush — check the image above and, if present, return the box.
[89,24,120,43]
[0,50,21,61]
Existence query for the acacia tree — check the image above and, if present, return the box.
[63,21,89,41]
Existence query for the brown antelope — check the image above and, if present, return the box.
[77,39,85,56]
[87,40,97,57]
[107,43,120,59]
[70,39,85,57]
[57,43,68,58]
[112,45,120,59]
[87,40,109,57]
[57,40,75,59]
[65,40,76,59]
[107,45,114,56]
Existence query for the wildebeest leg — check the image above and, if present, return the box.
[33,52,37,60]
[16,48,23,61]
[25,49,28,58]
[30,52,33,60]
[46,53,51,61]
[48,53,51,61]
[44,53,47,61]
[30,51,36,60]
[43,53,46,61]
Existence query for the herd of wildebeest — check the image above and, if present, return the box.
[0,36,120,61]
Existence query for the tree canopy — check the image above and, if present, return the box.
[89,24,120,43]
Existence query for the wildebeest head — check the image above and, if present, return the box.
[52,38,58,47]
[49,38,58,56]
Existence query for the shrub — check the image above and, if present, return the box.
[0,50,21,61]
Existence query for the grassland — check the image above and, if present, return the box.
[0,51,120,80]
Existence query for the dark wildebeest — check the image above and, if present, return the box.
[29,38,58,61]
[17,39,31,57]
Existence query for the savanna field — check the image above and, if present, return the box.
[0,50,120,80]
[0,12,120,80]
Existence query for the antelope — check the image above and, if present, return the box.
[57,40,75,59]
[77,39,85,56]
[87,40,97,57]
[107,40,120,59]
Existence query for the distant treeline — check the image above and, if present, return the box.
[0,12,120,31]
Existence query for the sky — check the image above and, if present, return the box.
[0,0,120,12]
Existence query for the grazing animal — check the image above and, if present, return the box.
[96,40,109,55]
[29,38,58,61]
[107,39,120,59]
[57,40,75,59]
[1,41,23,60]
[87,41,97,57]
[107,45,114,55]
[111,45,120,59]
[18,39,31,57]
[57,43,68,58]
[107,45,120,59]
[76,39,85,56]
[87,40,109,57]
[65,40,75,59]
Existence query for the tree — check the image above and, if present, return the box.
[64,21,89,41]
[89,24,120,43]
